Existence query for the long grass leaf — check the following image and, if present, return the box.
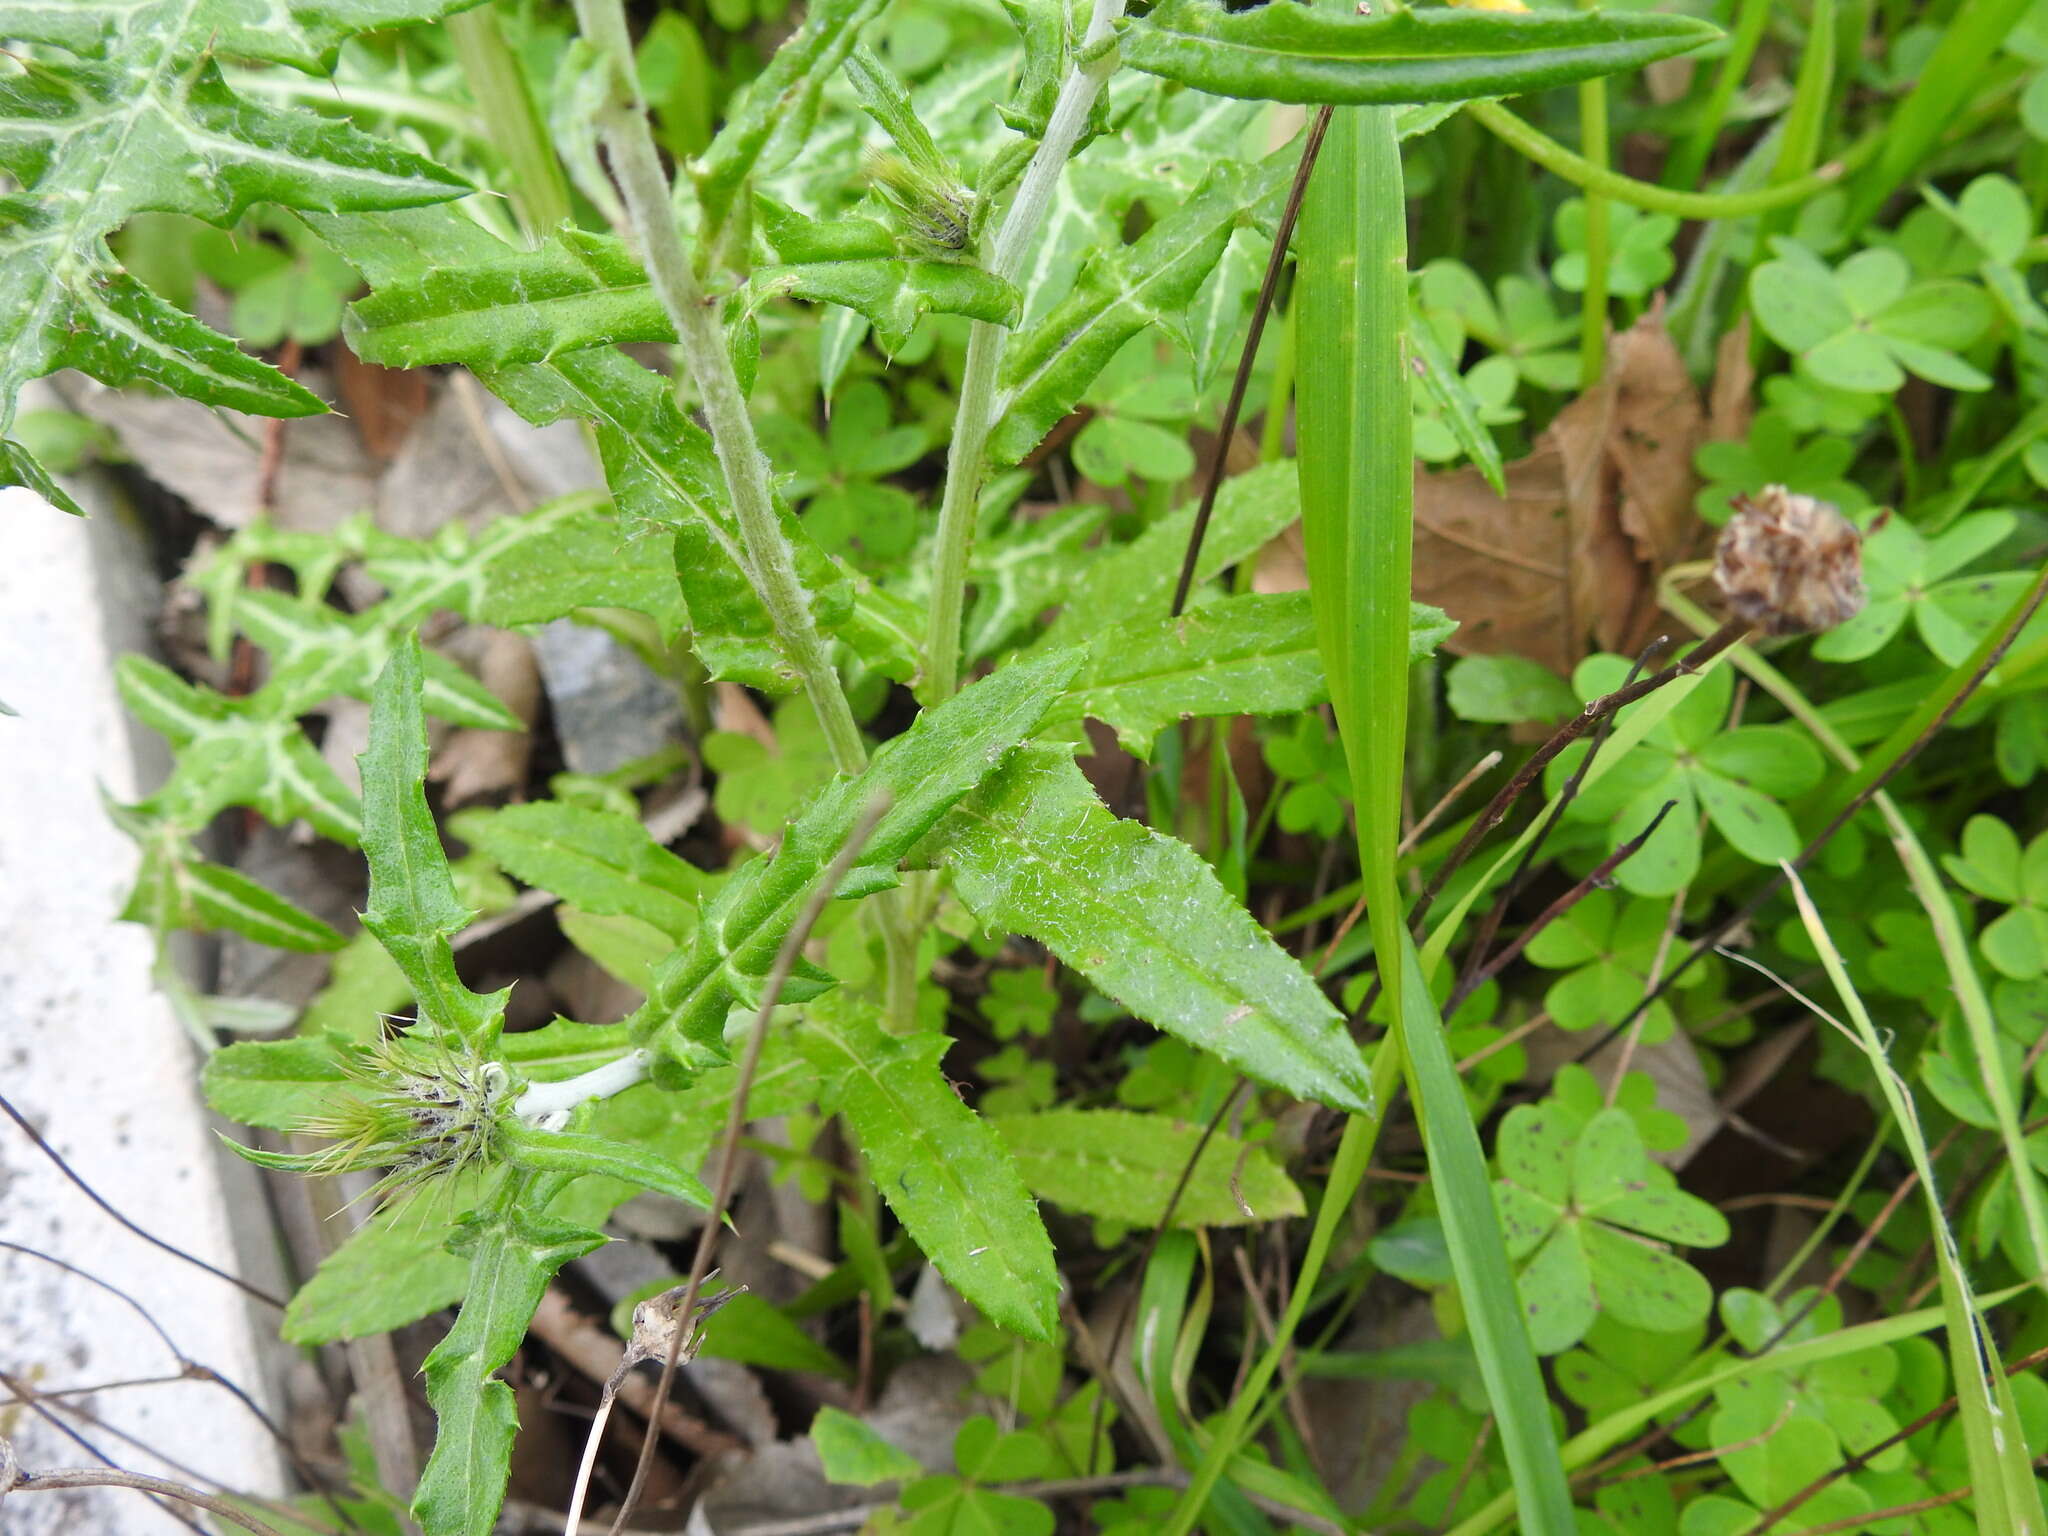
[1297,105,1572,1535]
[1781,869,2046,1536]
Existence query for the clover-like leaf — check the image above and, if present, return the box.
[1942,814,2048,979]
[1693,408,1871,525]
[1548,658,1824,894]
[1750,238,1997,394]
[1813,510,2020,663]
[1493,1101,1725,1354]
[1525,890,1707,1044]
[1553,200,1678,298]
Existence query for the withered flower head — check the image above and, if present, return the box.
[1714,485,1867,637]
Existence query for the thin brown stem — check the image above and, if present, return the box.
[1411,618,1747,938]
[1443,798,1678,1016]
[0,1459,288,1536]
[1460,635,1673,991]
[0,1092,285,1308]
[609,796,893,1534]
[1169,105,1335,618]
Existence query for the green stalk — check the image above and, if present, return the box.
[1664,579,2048,1285]
[1750,0,1835,261]
[448,5,573,241]
[571,0,921,1016]
[571,0,865,776]
[1664,0,1772,191]
[1305,105,1569,1535]
[1576,71,1611,388]
[1784,872,2047,1535]
[922,0,1126,703]
[1467,99,1879,220]
[1841,0,2033,235]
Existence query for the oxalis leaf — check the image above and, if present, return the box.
[1121,3,1718,107]
[1044,590,1455,756]
[924,747,1375,1113]
[0,0,474,500]
[413,1171,601,1536]
[361,636,507,1047]
[800,995,1059,1339]
[632,647,1084,1075]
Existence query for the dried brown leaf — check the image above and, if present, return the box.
[1414,308,1712,673]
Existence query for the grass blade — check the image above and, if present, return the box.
[1779,869,2047,1536]
[1297,105,1573,1535]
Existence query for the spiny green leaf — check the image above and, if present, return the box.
[496,1122,711,1209]
[227,588,520,729]
[800,996,1058,1340]
[989,152,1294,465]
[452,802,704,940]
[361,636,506,1047]
[993,1108,1304,1226]
[0,0,474,494]
[1045,460,1304,647]
[413,1173,601,1536]
[282,1184,476,1347]
[928,747,1375,1114]
[204,1036,352,1131]
[1122,3,1718,106]
[115,657,362,842]
[345,227,1016,370]
[320,206,918,686]
[1047,591,1452,756]
[752,258,1018,352]
[181,857,348,952]
[693,0,889,234]
[633,647,1083,1072]
[7,0,490,73]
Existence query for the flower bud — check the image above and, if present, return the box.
[300,1035,509,1205]
[1713,485,1867,637]
[865,149,974,255]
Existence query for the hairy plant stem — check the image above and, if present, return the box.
[922,0,1127,702]
[572,0,865,775]
[513,1049,652,1121]
[573,0,918,1017]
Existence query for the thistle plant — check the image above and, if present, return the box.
[19,3,2048,1536]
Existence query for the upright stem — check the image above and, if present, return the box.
[1575,73,1611,388]
[1663,0,1771,191]
[574,0,919,1021]
[922,0,1127,701]
[448,7,573,241]
[572,0,867,776]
